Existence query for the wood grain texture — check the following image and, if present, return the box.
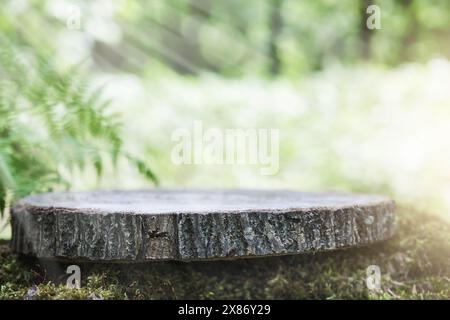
[11,189,395,262]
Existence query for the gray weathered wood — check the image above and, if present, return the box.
[11,189,395,262]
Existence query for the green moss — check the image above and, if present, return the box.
[1,207,449,300]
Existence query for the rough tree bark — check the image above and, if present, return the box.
[11,189,395,262]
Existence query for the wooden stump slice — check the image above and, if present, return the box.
[11,189,395,262]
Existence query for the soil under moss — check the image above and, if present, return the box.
[1,207,449,300]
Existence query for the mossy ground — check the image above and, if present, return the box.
[1,207,449,300]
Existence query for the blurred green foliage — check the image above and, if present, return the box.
[1,0,450,234]
[107,0,450,77]
[0,5,158,232]
[8,0,443,77]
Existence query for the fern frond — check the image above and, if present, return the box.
[0,27,158,220]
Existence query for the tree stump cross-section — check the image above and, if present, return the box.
[11,189,395,262]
